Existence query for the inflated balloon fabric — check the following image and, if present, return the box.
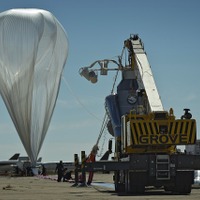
[0,9,68,165]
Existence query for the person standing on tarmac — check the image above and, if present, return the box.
[55,160,64,182]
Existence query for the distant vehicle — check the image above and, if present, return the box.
[0,153,20,173]
[0,153,74,176]
[0,154,42,175]
[0,153,20,166]
[186,140,200,185]
[38,161,75,174]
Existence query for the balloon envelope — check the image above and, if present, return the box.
[0,9,68,165]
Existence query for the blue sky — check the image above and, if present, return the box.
[0,0,199,162]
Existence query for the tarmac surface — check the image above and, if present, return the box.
[0,173,200,200]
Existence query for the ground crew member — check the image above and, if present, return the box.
[55,160,64,182]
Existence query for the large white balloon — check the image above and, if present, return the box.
[0,9,68,166]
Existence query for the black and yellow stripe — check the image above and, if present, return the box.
[129,119,196,145]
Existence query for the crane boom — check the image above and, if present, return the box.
[126,35,164,112]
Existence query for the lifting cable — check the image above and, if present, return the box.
[96,66,120,155]
[62,76,102,122]
[95,49,126,153]
[62,52,123,155]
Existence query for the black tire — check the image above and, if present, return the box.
[114,171,125,193]
[173,171,193,194]
[129,172,145,194]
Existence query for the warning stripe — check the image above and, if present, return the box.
[130,119,196,145]
[132,123,138,144]
[189,120,196,143]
